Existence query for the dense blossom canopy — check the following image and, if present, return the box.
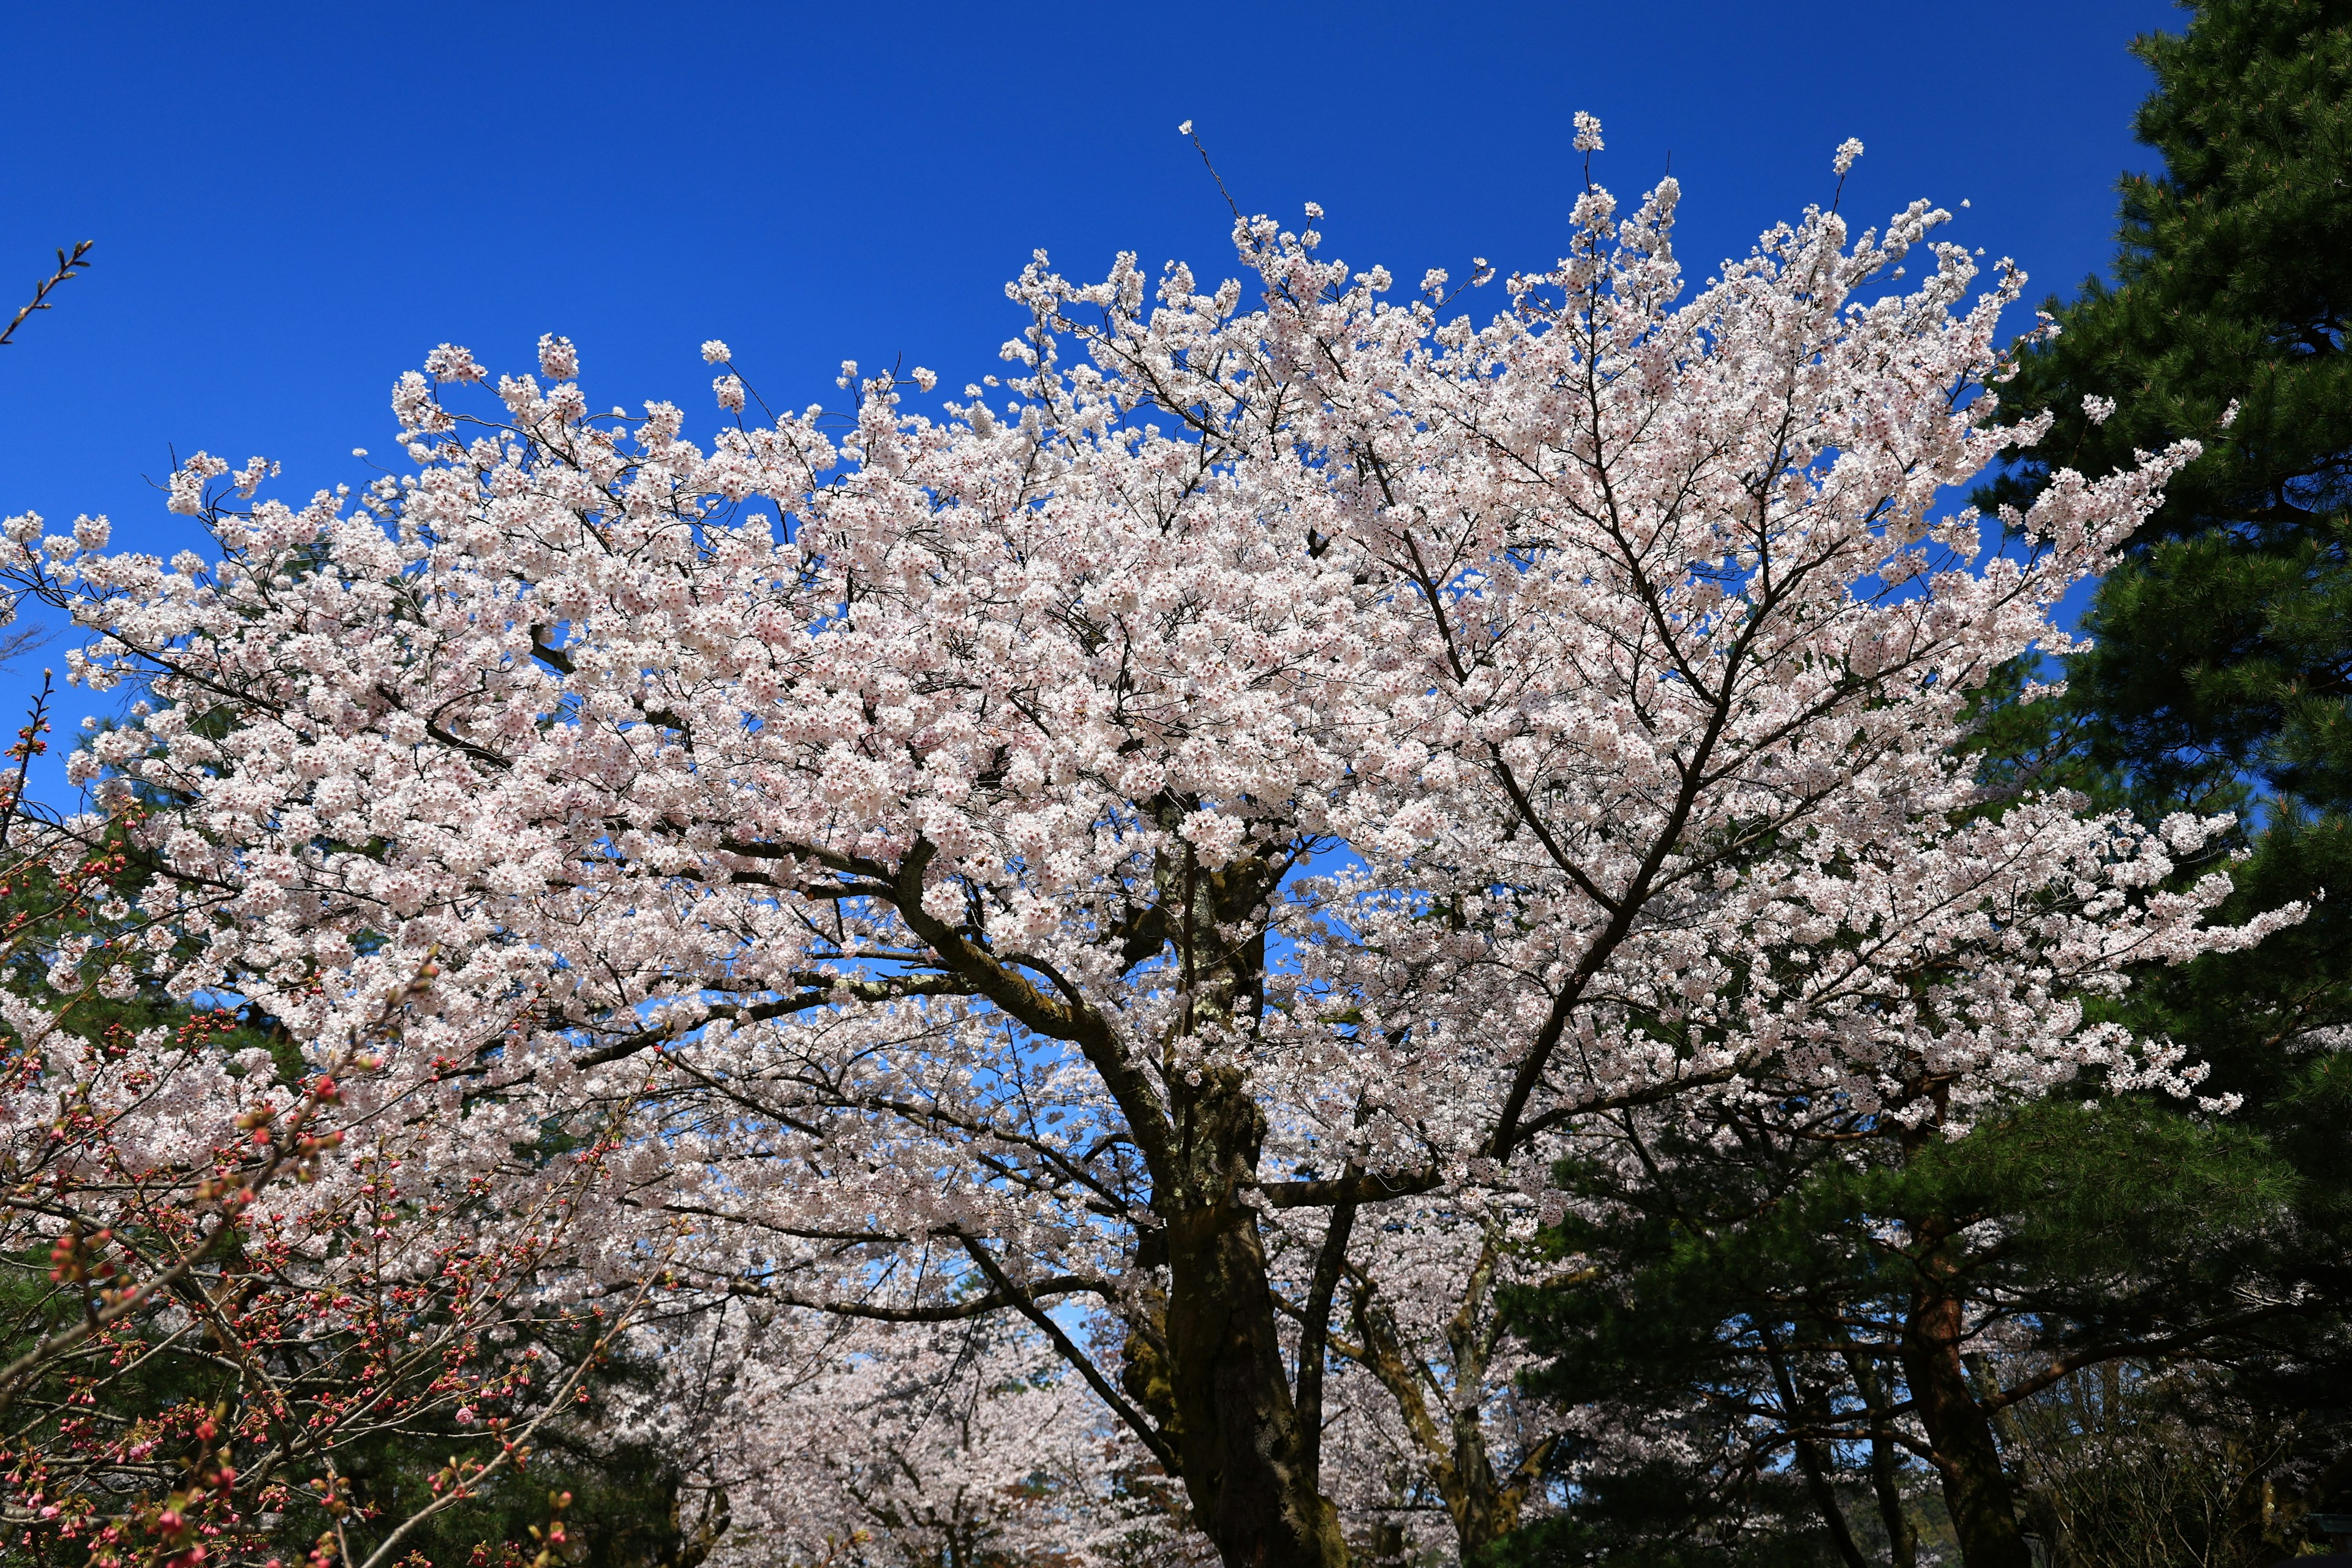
[1,126,2297,1566]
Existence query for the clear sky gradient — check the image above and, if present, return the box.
[0,0,2181,799]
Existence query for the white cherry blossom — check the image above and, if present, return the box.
[3,138,2297,1567]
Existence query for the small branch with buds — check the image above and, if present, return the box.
[0,952,440,1415]
[0,241,92,349]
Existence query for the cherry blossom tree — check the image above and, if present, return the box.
[0,761,662,1568]
[0,251,669,1568]
[6,123,2297,1568]
[627,1306,1194,1567]
[1271,1194,1565,1555]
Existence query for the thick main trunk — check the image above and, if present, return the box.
[1146,1066,1346,1568]
[1125,844,1347,1567]
[1902,1280,2029,1568]
[1164,1197,1347,1568]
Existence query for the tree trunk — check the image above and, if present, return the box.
[1164,1201,1346,1566]
[1760,1324,1866,1568]
[1902,1266,2030,1568]
[1439,1236,1550,1556]
[1338,1239,1551,1561]
[1160,1072,1348,1568]
[1115,840,1350,1567]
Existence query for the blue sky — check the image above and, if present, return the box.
[0,0,2180,800]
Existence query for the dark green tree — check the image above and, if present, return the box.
[1983,0,2352,812]
[1977,0,2352,1549]
[1503,32,2352,1525]
[1492,1084,2305,1568]
[1976,0,2352,1172]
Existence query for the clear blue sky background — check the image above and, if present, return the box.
[0,0,2181,802]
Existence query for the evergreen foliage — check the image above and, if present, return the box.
[1985,0,2352,809]
[1992,1,2352,1550]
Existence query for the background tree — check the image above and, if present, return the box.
[1975,0,2352,1551]
[1501,13,2352,1558]
[1985,0,2352,815]
[1498,1091,2302,1568]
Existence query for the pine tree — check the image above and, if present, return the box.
[1985,0,2352,1478]
[1976,0,2352,1158]
[1977,0,2352,1551]
[1985,0,2352,809]
[1492,1091,2303,1568]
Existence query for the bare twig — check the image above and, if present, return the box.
[0,625,52,669]
[0,241,93,349]
[0,671,51,848]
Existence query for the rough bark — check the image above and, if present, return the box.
[1439,1235,1553,1553]
[1902,1250,2030,1568]
[1337,1248,1551,1560]
[1148,845,1349,1568]
[922,827,1354,1567]
[1163,1130,1347,1568]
